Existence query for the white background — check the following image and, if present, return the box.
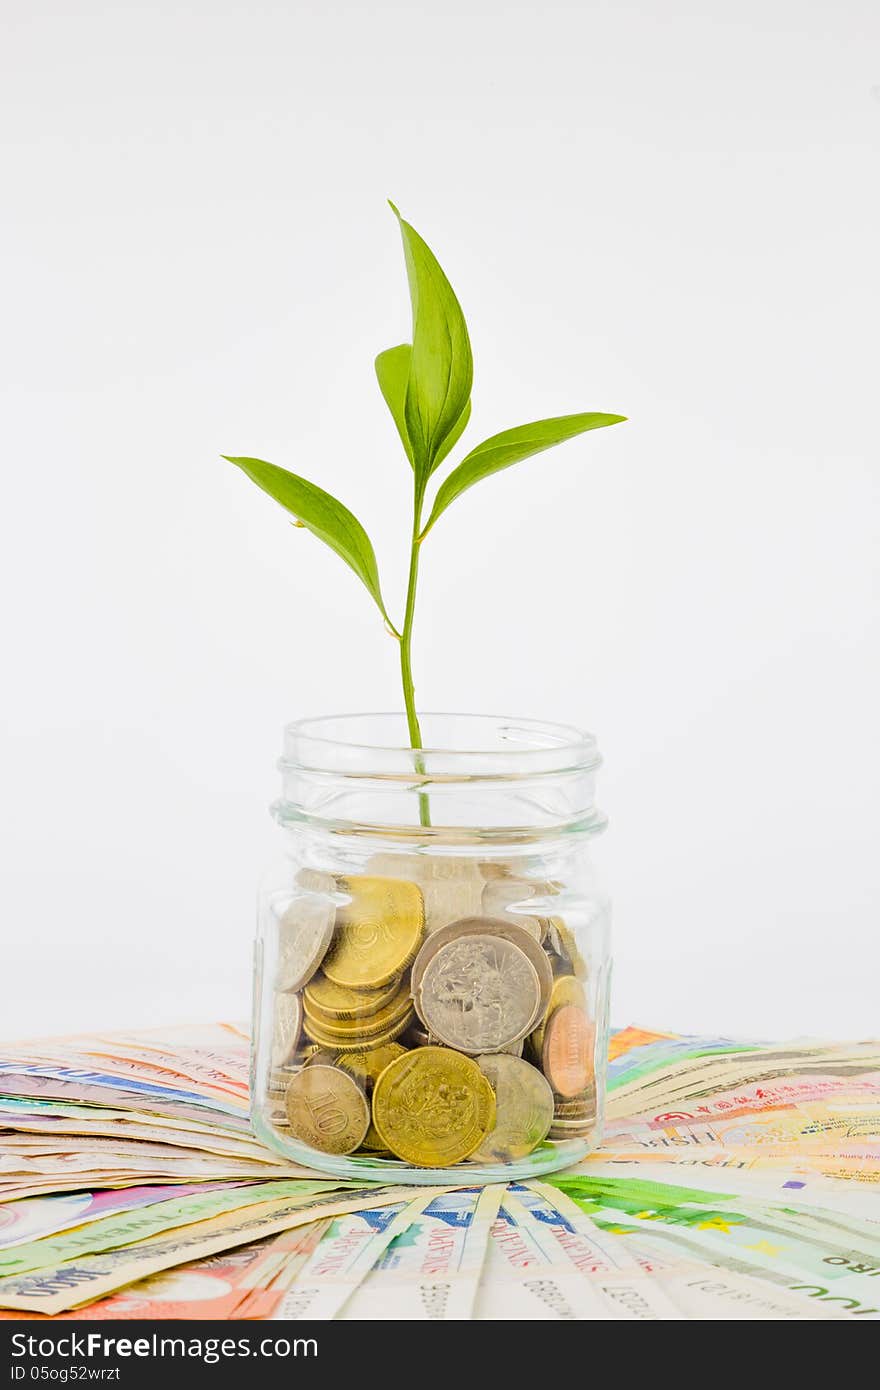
[2,0,878,1041]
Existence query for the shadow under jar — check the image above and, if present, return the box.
[251,713,611,1185]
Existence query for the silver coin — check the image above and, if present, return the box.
[411,917,553,1030]
[401,1021,523,1057]
[271,991,303,1069]
[549,1083,597,1139]
[549,1118,597,1140]
[472,1054,555,1161]
[416,933,542,1053]
[274,874,336,992]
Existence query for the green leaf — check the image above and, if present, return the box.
[374,344,414,467]
[421,412,626,535]
[390,203,473,480]
[224,456,390,620]
[432,398,471,471]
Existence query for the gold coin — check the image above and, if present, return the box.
[303,1006,414,1052]
[322,876,424,988]
[302,988,410,1034]
[528,974,586,1058]
[337,1042,407,1089]
[353,1013,415,1049]
[549,975,587,1011]
[359,1134,393,1154]
[472,1054,554,1162]
[304,1047,339,1067]
[303,978,412,1038]
[371,1046,496,1167]
[283,1042,338,1069]
[338,1043,407,1154]
[543,1004,596,1098]
[303,972,401,1022]
[544,919,589,980]
[284,1064,370,1155]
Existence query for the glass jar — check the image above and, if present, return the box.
[251,713,611,1185]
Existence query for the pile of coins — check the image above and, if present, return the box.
[266,863,596,1168]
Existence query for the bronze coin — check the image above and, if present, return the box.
[542,1004,595,1098]
[284,1064,370,1154]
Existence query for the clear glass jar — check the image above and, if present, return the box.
[251,713,611,1185]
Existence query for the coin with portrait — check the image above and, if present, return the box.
[411,917,552,1029]
[415,933,543,1053]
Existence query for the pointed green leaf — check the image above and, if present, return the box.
[421,412,626,535]
[390,203,473,480]
[432,398,471,471]
[224,456,390,619]
[375,344,414,467]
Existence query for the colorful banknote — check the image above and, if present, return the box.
[0,1180,349,1279]
[0,1183,241,1250]
[553,1174,880,1318]
[340,1186,504,1321]
[0,1020,875,1321]
[474,1198,615,1319]
[271,1197,439,1319]
[515,1183,684,1319]
[0,1187,415,1314]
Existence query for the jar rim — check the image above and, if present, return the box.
[281,711,600,776]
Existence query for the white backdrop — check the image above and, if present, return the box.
[2,0,878,1041]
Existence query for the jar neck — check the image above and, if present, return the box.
[272,713,607,847]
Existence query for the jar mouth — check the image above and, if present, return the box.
[281,712,601,780]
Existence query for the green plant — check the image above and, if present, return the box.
[225,203,625,825]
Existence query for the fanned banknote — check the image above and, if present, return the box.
[0,1020,876,1320]
[339,1186,504,1320]
[0,1187,415,1314]
[271,1195,439,1319]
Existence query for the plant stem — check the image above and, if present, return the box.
[400,480,431,827]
